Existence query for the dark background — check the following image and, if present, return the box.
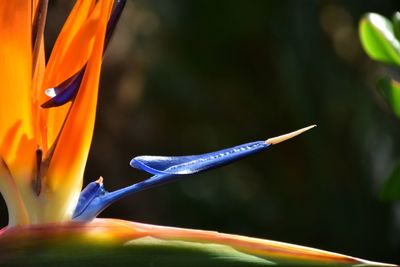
[3,0,400,264]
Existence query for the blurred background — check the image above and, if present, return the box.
[2,0,400,263]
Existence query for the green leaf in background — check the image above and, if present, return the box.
[392,12,400,40]
[377,76,400,118]
[359,13,400,65]
[376,77,400,200]
[380,160,400,200]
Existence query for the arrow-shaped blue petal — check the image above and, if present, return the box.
[130,141,269,175]
[72,125,316,222]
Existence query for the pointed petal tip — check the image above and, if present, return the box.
[45,88,57,98]
[40,98,56,109]
[265,124,317,145]
[96,176,104,185]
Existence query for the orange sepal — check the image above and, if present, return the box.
[44,0,95,88]
[0,1,34,172]
[39,0,113,222]
[41,0,96,151]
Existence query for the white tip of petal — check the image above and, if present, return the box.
[45,88,56,98]
[96,176,104,185]
[265,125,316,145]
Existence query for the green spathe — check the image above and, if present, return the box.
[0,219,395,267]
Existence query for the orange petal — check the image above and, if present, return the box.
[44,0,95,88]
[31,0,47,149]
[41,0,96,151]
[33,39,46,149]
[0,121,22,161]
[41,0,113,222]
[43,12,101,149]
[0,1,34,173]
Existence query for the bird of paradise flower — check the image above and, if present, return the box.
[0,0,396,266]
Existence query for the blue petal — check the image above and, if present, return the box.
[72,140,270,222]
[41,68,85,108]
[72,178,106,219]
[130,141,269,175]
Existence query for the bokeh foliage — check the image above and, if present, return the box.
[0,0,399,264]
[359,12,400,200]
